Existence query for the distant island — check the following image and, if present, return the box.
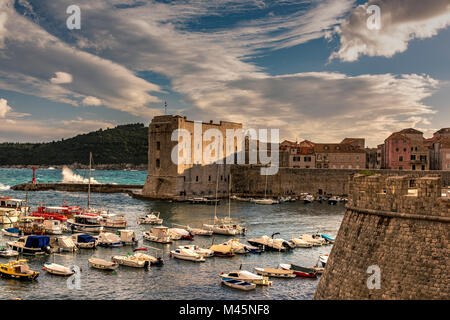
[0,123,148,169]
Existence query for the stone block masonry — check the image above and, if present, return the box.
[314,174,449,299]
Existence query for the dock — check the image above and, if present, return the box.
[11,183,143,194]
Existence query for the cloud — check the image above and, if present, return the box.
[330,0,450,61]
[50,71,73,84]
[82,96,102,106]
[0,98,11,117]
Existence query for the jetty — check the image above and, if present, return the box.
[11,183,143,194]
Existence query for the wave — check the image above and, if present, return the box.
[0,183,10,191]
[62,166,100,184]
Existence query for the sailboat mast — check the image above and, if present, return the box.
[87,152,92,209]
[228,173,231,219]
[264,173,268,198]
[213,162,219,222]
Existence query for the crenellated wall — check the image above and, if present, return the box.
[314,174,450,300]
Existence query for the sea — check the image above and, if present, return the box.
[0,167,344,300]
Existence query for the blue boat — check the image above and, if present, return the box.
[1,227,23,238]
[320,234,335,243]
[221,277,256,291]
[74,234,97,249]
[7,235,51,255]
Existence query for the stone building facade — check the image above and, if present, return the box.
[314,174,449,299]
[314,143,366,169]
[279,140,315,168]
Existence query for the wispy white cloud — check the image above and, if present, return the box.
[50,71,73,84]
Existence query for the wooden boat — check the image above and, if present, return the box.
[72,233,97,249]
[209,244,235,257]
[0,259,39,280]
[66,215,103,233]
[279,263,317,278]
[97,232,123,247]
[170,248,205,262]
[137,212,163,225]
[88,257,119,271]
[98,214,127,229]
[220,270,272,286]
[221,278,256,291]
[133,252,164,266]
[15,216,46,235]
[118,229,138,245]
[178,245,214,258]
[254,267,296,278]
[143,226,172,244]
[43,262,74,276]
[1,227,23,238]
[7,235,52,255]
[112,255,150,268]
[0,246,19,257]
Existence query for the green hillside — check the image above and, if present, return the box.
[0,123,148,165]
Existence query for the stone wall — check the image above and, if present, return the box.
[230,166,450,197]
[314,174,450,300]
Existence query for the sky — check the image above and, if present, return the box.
[0,0,449,147]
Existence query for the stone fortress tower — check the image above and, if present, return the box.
[142,115,243,200]
[314,173,449,299]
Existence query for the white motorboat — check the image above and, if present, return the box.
[221,278,256,291]
[133,252,164,266]
[99,214,127,229]
[88,257,119,271]
[54,235,78,252]
[137,212,163,225]
[43,262,75,276]
[220,270,272,286]
[178,245,214,258]
[66,215,103,233]
[300,234,326,246]
[118,229,138,245]
[72,233,97,249]
[97,232,123,247]
[170,248,205,262]
[112,255,150,268]
[187,227,213,236]
[169,228,194,240]
[303,194,315,204]
[43,220,63,235]
[254,267,296,278]
[312,254,329,273]
[202,224,239,236]
[0,246,19,257]
[143,226,172,244]
[220,239,259,254]
[1,227,23,238]
[247,235,292,251]
[290,237,314,248]
[251,198,278,205]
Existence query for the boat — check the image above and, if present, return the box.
[312,255,329,274]
[143,226,172,244]
[133,251,164,266]
[118,229,138,245]
[66,215,103,233]
[247,234,292,252]
[221,278,256,291]
[299,234,326,246]
[0,197,29,223]
[271,234,296,250]
[43,219,63,235]
[112,255,150,268]
[98,214,127,229]
[254,267,296,278]
[0,259,39,280]
[169,228,194,240]
[170,248,205,262]
[0,246,19,257]
[137,212,163,225]
[209,244,235,257]
[97,232,123,247]
[178,245,214,258]
[202,224,239,236]
[250,174,278,205]
[220,239,260,254]
[88,257,119,271]
[290,237,314,248]
[1,227,23,238]
[31,206,69,222]
[220,270,272,286]
[327,196,339,205]
[319,233,335,244]
[303,194,315,204]
[186,227,213,236]
[279,263,318,278]
[53,235,78,252]
[43,262,75,276]
[72,233,97,249]
[15,216,46,235]
[0,208,22,224]
[187,197,220,205]
[7,235,52,255]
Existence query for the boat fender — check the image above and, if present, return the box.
[44,246,51,254]
[144,261,149,269]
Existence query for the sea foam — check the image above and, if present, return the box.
[62,166,100,184]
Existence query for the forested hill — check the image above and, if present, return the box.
[0,123,148,165]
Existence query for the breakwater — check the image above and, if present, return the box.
[314,174,449,300]
[11,183,143,194]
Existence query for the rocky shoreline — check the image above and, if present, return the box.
[0,163,148,170]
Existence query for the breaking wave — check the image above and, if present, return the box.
[0,183,10,191]
[62,166,99,184]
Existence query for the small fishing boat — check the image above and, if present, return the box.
[221,278,256,291]
[66,215,103,233]
[7,235,52,255]
[279,263,317,278]
[303,194,315,204]
[0,246,19,257]
[31,206,69,222]
[133,251,164,266]
[254,267,296,278]
[72,233,97,249]
[202,224,239,236]
[187,227,213,236]
[220,270,272,286]
[43,220,63,235]
[170,248,205,262]
[0,208,22,224]
[137,212,163,225]
[118,229,138,246]
[250,198,278,205]
[327,196,339,205]
[1,227,23,238]
[299,234,326,246]
[143,226,173,244]
[319,233,335,244]
[0,197,28,223]
[98,214,127,229]
[0,259,39,280]
[312,255,328,274]
[178,245,214,258]
[43,262,74,276]
[97,232,123,248]
[112,255,150,268]
[53,236,78,252]
[220,239,260,254]
[15,216,46,235]
[290,237,314,248]
[209,244,235,257]
[88,257,119,271]
[169,228,194,240]
[247,234,292,252]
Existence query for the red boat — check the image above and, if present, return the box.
[279,263,317,278]
[31,206,77,221]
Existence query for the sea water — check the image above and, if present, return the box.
[0,168,344,300]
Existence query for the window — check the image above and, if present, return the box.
[208,176,211,181]
[304,157,311,162]
[447,163,450,169]
[421,165,425,170]
[156,141,160,151]
[420,155,427,162]
[324,146,329,150]
[411,155,416,160]
[156,159,160,168]
[396,148,399,152]
[399,156,403,162]
[446,153,450,160]
[403,148,407,152]
[317,164,322,168]
[323,164,328,168]
[412,165,416,170]
[196,176,199,182]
